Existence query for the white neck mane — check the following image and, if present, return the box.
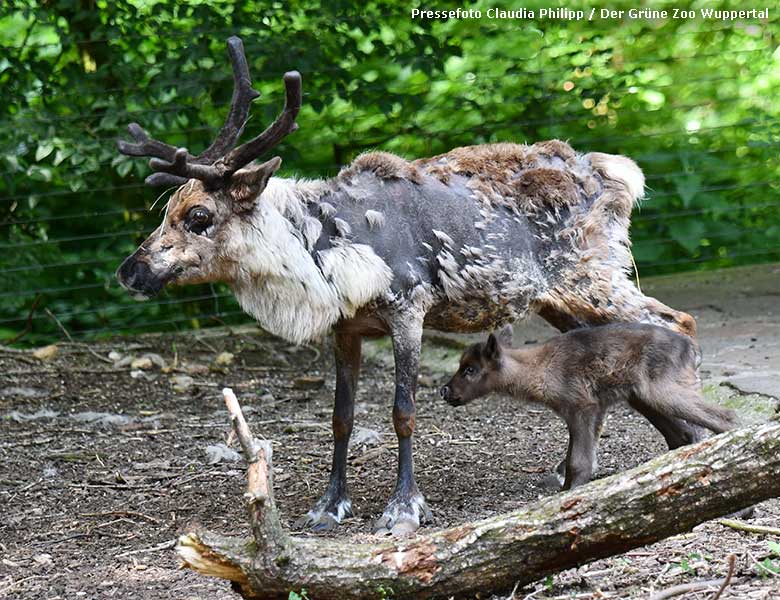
[225,177,394,344]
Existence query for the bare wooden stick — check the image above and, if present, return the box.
[648,580,724,600]
[710,555,736,600]
[178,394,780,600]
[221,388,289,560]
[647,554,736,600]
[718,518,780,536]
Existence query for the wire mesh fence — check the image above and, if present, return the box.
[2,12,779,345]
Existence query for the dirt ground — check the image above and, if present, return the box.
[1,264,779,600]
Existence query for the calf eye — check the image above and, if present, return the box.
[463,366,477,377]
[186,206,212,235]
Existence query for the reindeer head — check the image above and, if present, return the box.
[439,334,505,406]
[115,37,301,299]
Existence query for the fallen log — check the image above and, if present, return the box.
[177,388,780,599]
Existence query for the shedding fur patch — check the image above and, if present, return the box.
[318,202,337,218]
[532,139,578,163]
[334,218,352,238]
[415,143,533,181]
[432,229,455,247]
[317,244,394,313]
[531,149,693,337]
[587,152,646,209]
[413,140,606,220]
[364,209,385,231]
[339,151,422,184]
[227,200,392,344]
[301,216,323,250]
[511,168,580,213]
[261,178,305,226]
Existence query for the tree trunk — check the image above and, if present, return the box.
[177,389,780,599]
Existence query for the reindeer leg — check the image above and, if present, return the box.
[551,403,606,489]
[373,310,431,536]
[628,397,705,450]
[563,404,605,490]
[295,331,360,531]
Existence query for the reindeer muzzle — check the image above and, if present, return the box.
[116,256,168,300]
[439,384,462,406]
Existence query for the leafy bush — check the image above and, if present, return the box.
[2,1,779,343]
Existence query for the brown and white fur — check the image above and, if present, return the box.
[440,324,736,489]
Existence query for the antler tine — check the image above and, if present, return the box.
[117,124,199,187]
[117,123,192,163]
[149,147,222,182]
[145,172,189,187]
[220,70,302,175]
[195,37,261,164]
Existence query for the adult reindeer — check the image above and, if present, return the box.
[116,37,696,535]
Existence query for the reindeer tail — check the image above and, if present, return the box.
[587,152,646,211]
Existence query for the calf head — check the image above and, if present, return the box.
[440,333,504,406]
[115,37,300,300]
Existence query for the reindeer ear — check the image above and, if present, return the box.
[496,324,514,348]
[229,156,282,204]
[485,333,502,360]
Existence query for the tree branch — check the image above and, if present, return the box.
[177,390,780,600]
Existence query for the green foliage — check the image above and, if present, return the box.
[674,551,708,575]
[376,584,394,599]
[757,540,780,577]
[1,1,779,343]
[288,588,309,600]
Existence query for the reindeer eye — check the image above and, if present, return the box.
[186,207,212,234]
[463,366,477,377]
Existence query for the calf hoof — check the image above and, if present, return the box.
[373,493,432,537]
[540,473,564,491]
[294,497,353,532]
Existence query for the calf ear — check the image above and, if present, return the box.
[496,324,514,348]
[229,156,282,205]
[485,333,502,360]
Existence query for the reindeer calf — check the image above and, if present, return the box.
[440,323,736,489]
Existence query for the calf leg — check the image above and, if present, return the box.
[563,405,606,489]
[630,395,752,518]
[628,398,705,450]
[373,311,432,536]
[295,331,361,531]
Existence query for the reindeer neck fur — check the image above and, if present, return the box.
[226,177,394,344]
[496,345,550,403]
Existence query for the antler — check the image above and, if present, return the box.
[218,70,301,174]
[116,37,301,188]
[195,37,261,164]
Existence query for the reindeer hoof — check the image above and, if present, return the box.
[372,493,431,537]
[540,472,565,491]
[294,497,353,532]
